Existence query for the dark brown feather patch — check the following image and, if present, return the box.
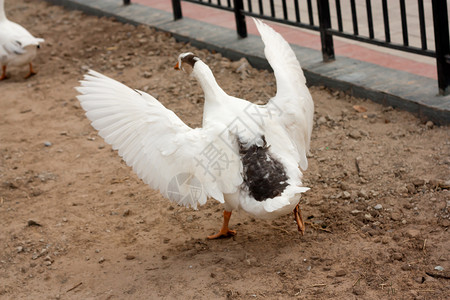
[181,54,198,68]
[239,136,289,201]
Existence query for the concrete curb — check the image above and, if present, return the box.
[45,0,450,125]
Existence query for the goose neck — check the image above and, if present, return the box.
[193,61,226,100]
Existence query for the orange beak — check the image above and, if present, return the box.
[174,62,180,70]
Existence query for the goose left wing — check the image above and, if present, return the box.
[253,18,314,170]
[76,70,242,209]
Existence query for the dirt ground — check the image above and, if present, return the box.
[1,0,449,299]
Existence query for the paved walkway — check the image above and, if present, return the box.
[45,0,449,125]
[136,0,438,79]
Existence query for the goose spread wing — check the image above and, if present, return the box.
[253,18,314,170]
[76,70,242,209]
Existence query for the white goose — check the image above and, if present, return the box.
[0,0,44,80]
[76,18,314,239]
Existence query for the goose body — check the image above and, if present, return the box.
[76,19,314,238]
[0,0,44,79]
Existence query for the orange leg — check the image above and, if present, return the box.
[294,203,305,235]
[207,210,236,239]
[24,63,37,79]
[0,65,6,80]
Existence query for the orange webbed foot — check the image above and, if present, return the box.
[207,229,236,240]
[24,63,37,79]
[207,210,236,239]
[24,71,36,79]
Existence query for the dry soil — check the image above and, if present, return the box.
[1,1,449,299]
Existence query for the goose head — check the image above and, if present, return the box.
[174,51,226,100]
[174,52,200,74]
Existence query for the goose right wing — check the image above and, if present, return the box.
[253,18,314,170]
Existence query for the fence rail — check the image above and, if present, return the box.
[126,0,450,95]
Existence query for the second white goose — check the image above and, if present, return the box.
[0,0,44,80]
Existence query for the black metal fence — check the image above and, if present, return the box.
[127,0,450,95]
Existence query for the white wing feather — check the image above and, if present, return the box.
[253,18,314,170]
[76,70,242,209]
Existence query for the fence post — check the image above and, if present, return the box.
[233,0,247,38]
[172,0,183,20]
[317,0,335,62]
[123,0,130,5]
[431,0,450,95]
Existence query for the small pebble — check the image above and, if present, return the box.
[342,191,351,199]
[412,179,425,186]
[392,253,403,261]
[439,180,450,189]
[348,130,362,139]
[335,270,347,277]
[406,183,416,194]
[374,204,383,210]
[434,266,444,271]
[358,189,369,199]
[414,276,425,284]
[125,254,135,260]
[27,220,42,227]
[405,229,420,238]
[401,264,412,271]
[390,212,401,221]
[352,286,365,295]
[98,257,105,264]
[340,183,350,191]
[316,116,327,126]
[44,141,52,147]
